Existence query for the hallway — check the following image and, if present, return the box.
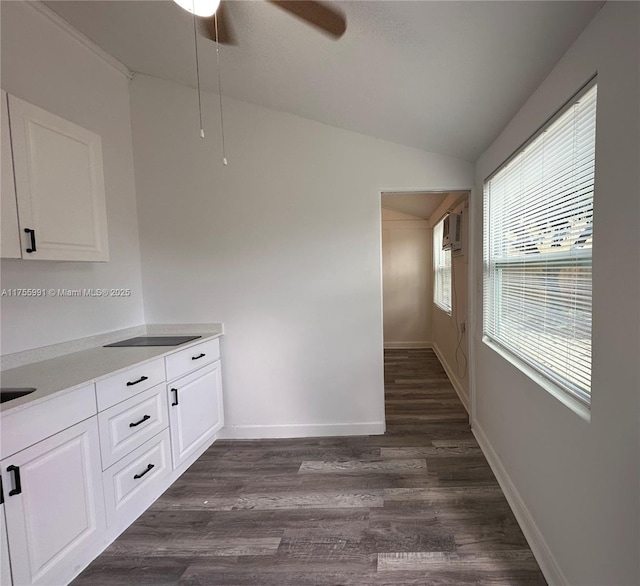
[72,349,546,585]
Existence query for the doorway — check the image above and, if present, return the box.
[381,190,471,412]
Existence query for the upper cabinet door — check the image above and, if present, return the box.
[8,95,109,261]
[1,90,22,259]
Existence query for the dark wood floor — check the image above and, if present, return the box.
[72,349,546,585]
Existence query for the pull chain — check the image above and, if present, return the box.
[192,10,205,138]
[214,12,228,165]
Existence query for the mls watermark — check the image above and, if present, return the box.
[1,288,132,298]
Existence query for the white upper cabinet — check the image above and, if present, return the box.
[6,94,109,261]
[1,90,21,259]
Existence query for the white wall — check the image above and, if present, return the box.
[0,2,145,355]
[472,3,639,585]
[130,74,474,437]
[430,194,469,409]
[381,208,432,348]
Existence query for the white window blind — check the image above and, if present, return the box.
[434,218,452,313]
[483,81,597,406]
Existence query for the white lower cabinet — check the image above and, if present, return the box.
[1,501,12,586]
[0,335,224,584]
[1,418,106,586]
[168,361,224,469]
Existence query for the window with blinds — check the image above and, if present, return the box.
[483,80,597,406]
[434,218,452,313]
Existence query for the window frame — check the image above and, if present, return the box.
[433,217,452,314]
[482,77,597,416]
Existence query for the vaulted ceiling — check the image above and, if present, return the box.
[382,192,452,220]
[44,1,602,161]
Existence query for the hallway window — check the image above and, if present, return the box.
[483,80,597,407]
[434,218,451,313]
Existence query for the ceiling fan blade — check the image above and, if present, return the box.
[197,2,236,45]
[268,1,346,39]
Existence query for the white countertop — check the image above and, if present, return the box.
[0,323,223,415]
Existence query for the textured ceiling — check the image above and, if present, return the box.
[44,0,602,161]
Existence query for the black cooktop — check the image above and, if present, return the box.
[104,335,201,348]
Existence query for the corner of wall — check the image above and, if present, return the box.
[432,342,469,413]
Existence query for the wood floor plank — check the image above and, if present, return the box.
[380,446,482,458]
[103,536,282,557]
[233,491,384,510]
[151,490,383,511]
[71,348,546,586]
[215,446,382,463]
[71,558,189,586]
[432,439,481,448]
[298,459,427,474]
[377,549,539,571]
[383,486,507,504]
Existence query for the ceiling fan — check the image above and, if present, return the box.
[172,0,345,165]
[173,0,347,45]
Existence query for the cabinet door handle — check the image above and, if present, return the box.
[171,388,179,406]
[24,228,36,253]
[7,465,22,496]
[129,414,151,428]
[192,353,206,360]
[133,463,154,480]
[0,476,4,504]
[126,375,148,387]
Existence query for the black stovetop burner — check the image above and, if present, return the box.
[104,335,201,348]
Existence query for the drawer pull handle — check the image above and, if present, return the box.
[24,228,37,253]
[7,465,22,496]
[192,353,206,360]
[133,463,155,480]
[129,414,151,428]
[171,388,179,406]
[126,376,148,387]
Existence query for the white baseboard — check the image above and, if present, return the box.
[472,423,568,586]
[218,421,386,439]
[432,342,469,413]
[384,341,432,349]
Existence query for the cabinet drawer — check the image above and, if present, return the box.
[103,429,171,528]
[98,385,168,469]
[96,359,165,411]
[0,384,96,460]
[165,338,220,382]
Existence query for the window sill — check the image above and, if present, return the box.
[482,336,591,423]
[434,302,452,316]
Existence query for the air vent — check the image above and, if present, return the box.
[442,213,462,251]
